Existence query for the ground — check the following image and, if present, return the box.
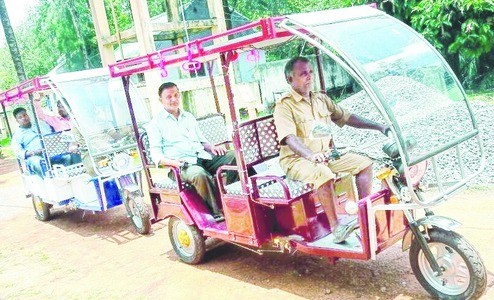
[1,158,493,300]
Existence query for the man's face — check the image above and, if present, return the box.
[288,60,313,97]
[160,86,181,115]
[15,111,31,128]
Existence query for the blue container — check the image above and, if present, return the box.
[92,178,123,209]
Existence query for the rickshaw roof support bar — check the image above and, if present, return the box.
[314,48,326,92]
[108,17,290,78]
[206,61,221,113]
[1,102,13,138]
[0,76,51,104]
[220,52,249,194]
[121,75,159,220]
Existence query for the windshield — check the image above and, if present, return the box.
[50,70,150,156]
[312,14,475,164]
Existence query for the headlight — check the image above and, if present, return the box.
[111,152,130,171]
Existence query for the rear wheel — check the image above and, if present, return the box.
[409,227,487,299]
[168,216,205,264]
[124,190,151,234]
[32,195,51,221]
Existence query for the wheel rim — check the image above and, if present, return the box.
[172,221,195,258]
[417,241,470,295]
[33,196,45,217]
[127,197,143,229]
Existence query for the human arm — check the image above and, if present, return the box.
[202,142,227,156]
[284,134,326,163]
[345,114,389,135]
[11,132,43,160]
[33,98,57,128]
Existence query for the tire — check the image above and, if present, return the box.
[124,190,151,235]
[32,195,51,221]
[168,216,205,264]
[409,227,487,299]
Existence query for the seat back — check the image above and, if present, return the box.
[197,113,230,146]
[238,115,280,168]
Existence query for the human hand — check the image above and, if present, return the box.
[307,152,326,164]
[27,149,43,157]
[68,144,79,153]
[383,126,392,137]
[210,145,227,156]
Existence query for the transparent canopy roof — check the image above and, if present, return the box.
[49,69,150,156]
[287,6,476,164]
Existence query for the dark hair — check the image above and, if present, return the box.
[13,107,27,118]
[284,56,310,83]
[158,82,178,97]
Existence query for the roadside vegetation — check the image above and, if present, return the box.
[0,0,492,91]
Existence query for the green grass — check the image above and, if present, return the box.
[0,136,13,158]
[467,90,494,104]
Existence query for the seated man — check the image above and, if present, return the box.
[145,82,237,221]
[273,57,388,243]
[33,95,71,132]
[34,95,81,166]
[11,107,59,177]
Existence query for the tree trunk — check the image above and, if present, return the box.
[0,0,26,82]
[66,0,90,69]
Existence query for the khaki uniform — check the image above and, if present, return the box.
[273,88,371,188]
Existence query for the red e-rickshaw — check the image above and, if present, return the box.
[109,5,487,299]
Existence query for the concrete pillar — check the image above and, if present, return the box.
[88,0,115,66]
[129,0,163,116]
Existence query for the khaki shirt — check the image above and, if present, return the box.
[273,88,351,171]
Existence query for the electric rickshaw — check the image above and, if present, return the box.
[1,69,152,234]
[106,5,486,299]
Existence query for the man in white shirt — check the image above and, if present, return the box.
[145,82,236,221]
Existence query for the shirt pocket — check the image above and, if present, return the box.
[294,115,314,138]
[317,108,332,124]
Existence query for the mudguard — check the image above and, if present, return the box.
[402,215,461,251]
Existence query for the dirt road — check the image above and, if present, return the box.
[1,159,493,299]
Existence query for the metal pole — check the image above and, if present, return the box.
[314,48,326,92]
[1,102,13,138]
[121,76,158,220]
[207,61,221,113]
[220,52,248,190]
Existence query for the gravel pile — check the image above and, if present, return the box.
[331,75,493,188]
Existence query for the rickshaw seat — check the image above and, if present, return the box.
[196,113,231,146]
[221,115,314,205]
[43,130,71,159]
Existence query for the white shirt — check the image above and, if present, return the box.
[145,109,211,165]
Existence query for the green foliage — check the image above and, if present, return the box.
[0,0,492,91]
[229,0,366,20]
[0,48,17,89]
[228,0,367,62]
[411,0,494,57]
[396,0,494,87]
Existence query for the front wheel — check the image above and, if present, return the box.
[124,190,151,234]
[32,195,52,221]
[168,216,205,264]
[409,227,487,299]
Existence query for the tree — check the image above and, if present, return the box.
[409,0,494,86]
[0,0,26,82]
